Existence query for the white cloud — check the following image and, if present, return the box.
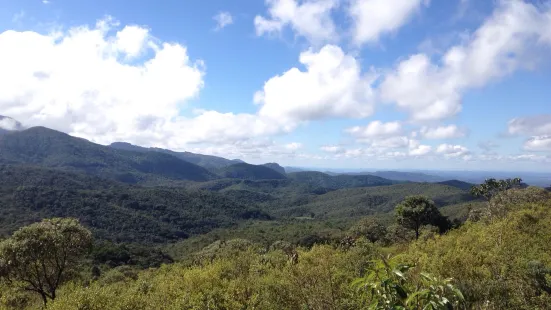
[409,144,431,156]
[0,17,227,148]
[321,145,344,153]
[213,12,234,30]
[346,120,402,139]
[381,0,551,121]
[189,139,307,161]
[114,25,150,58]
[436,144,470,158]
[0,117,22,131]
[0,22,381,151]
[508,115,551,136]
[254,0,339,44]
[419,124,466,139]
[42,0,50,4]
[523,136,551,152]
[256,45,377,123]
[371,136,409,148]
[285,142,303,150]
[349,0,428,45]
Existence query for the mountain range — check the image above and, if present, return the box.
[0,119,497,252]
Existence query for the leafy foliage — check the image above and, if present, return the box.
[0,167,270,243]
[395,196,450,239]
[0,218,92,305]
[470,177,522,201]
[352,256,465,309]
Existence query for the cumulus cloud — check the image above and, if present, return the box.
[0,117,23,131]
[381,0,551,121]
[436,144,470,158]
[508,114,551,136]
[349,0,428,45]
[189,139,308,161]
[256,45,377,123]
[346,121,402,139]
[254,0,339,44]
[213,12,234,30]
[0,17,209,147]
[0,17,296,149]
[523,136,551,152]
[285,142,303,150]
[419,124,466,139]
[321,145,345,154]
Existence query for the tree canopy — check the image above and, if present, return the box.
[470,178,522,201]
[395,195,448,239]
[0,218,92,305]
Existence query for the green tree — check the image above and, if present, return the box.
[0,218,92,306]
[470,178,522,201]
[349,217,388,243]
[395,196,447,240]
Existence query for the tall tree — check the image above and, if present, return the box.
[0,218,92,305]
[470,178,522,201]
[395,196,447,240]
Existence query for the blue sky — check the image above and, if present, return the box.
[0,0,551,171]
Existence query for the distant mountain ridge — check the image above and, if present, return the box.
[0,127,217,184]
[110,142,243,170]
[344,171,447,183]
[262,163,286,174]
[287,171,396,190]
[218,163,288,180]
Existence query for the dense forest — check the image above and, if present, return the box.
[0,127,550,309]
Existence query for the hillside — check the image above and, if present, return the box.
[110,142,243,169]
[0,164,269,243]
[262,162,286,174]
[218,163,288,180]
[287,171,395,190]
[0,127,217,183]
[274,183,475,219]
[437,179,474,190]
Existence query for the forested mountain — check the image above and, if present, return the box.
[110,142,244,169]
[273,182,476,219]
[287,171,396,190]
[0,127,217,183]
[217,163,288,180]
[262,162,286,174]
[437,179,475,190]
[0,165,269,243]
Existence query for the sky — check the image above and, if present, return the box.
[0,0,551,171]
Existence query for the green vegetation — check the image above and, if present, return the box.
[395,196,449,239]
[287,171,395,191]
[470,177,522,201]
[217,163,288,180]
[0,128,547,309]
[0,166,269,243]
[0,218,92,305]
[0,186,547,309]
[0,127,217,183]
[109,142,244,170]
